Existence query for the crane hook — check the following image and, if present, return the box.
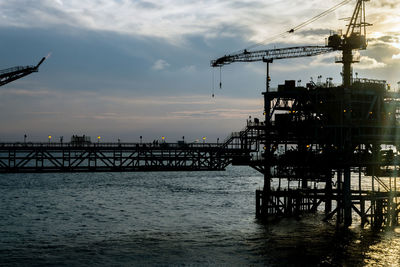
[219,66,222,89]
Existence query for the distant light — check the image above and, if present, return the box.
[162,136,165,140]
[306,145,310,148]
[263,146,267,150]
[369,111,373,114]
[343,109,346,113]
[48,135,52,139]
[203,136,206,140]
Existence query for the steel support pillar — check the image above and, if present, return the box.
[325,173,332,214]
[337,170,343,226]
[343,167,352,227]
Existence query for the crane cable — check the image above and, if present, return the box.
[290,0,352,33]
[219,67,222,89]
[212,68,215,98]
[214,0,352,95]
[242,0,352,52]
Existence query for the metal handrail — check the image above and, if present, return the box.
[0,142,225,149]
[0,65,35,75]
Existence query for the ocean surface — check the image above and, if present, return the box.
[1,166,400,266]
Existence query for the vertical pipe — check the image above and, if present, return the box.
[344,167,352,227]
[359,145,362,195]
[395,177,398,223]
[337,170,342,226]
[342,48,353,88]
[360,197,366,227]
[375,199,383,228]
[262,59,273,218]
[256,190,260,218]
[325,172,332,214]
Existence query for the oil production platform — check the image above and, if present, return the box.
[1,0,400,229]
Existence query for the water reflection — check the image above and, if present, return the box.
[1,169,400,265]
[251,214,400,266]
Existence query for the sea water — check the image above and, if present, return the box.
[1,166,400,266]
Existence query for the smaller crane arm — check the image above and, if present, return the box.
[211,46,335,67]
[0,57,46,87]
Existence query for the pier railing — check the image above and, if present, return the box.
[0,141,254,173]
[0,142,222,149]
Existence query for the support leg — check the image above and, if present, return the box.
[325,173,332,214]
[344,167,352,227]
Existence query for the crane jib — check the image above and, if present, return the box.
[210,46,335,67]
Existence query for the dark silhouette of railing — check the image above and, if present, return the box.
[0,139,256,173]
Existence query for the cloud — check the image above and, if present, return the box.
[310,53,337,67]
[54,0,63,6]
[392,54,400,60]
[0,88,54,97]
[371,0,399,9]
[357,56,386,69]
[172,108,261,119]
[152,59,170,70]
[0,86,264,141]
[308,53,385,70]
[100,94,261,108]
[1,1,399,141]
[181,65,197,73]
[1,0,397,47]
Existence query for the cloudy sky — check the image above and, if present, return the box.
[0,0,399,142]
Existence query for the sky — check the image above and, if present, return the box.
[0,0,399,142]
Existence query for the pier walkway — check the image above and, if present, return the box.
[0,137,257,173]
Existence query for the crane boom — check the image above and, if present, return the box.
[0,57,46,87]
[210,0,370,88]
[211,46,335,67]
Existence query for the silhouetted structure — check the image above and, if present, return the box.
[0,57,46,87]
[1,0,399,229]
[0,140,253,172]
[210,0,400,228]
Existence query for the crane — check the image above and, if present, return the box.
[211,46,335,67]
[211,46,335,93]
[211,0,370,89]
[0,57,46,87]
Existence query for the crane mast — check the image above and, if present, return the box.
[211,0,371,88]
[327,0,370,87]
[207,0,400,228]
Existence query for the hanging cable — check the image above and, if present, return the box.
[212,68,215,98]
[237,0,352,52]
[244,32,289,52]
[289,0,352,33]
[219,67,222,89]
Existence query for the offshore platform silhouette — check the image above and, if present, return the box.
[1,0,400,228]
